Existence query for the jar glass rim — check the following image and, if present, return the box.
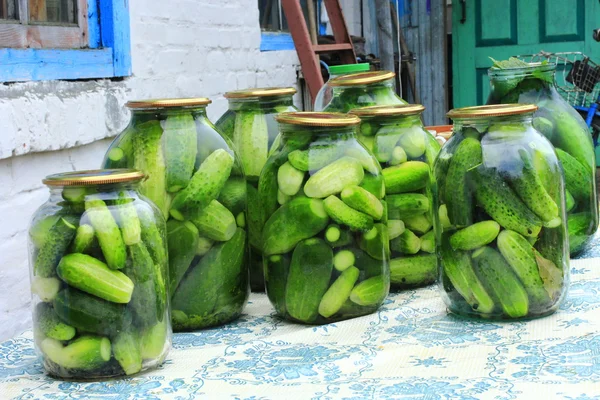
[224,87,296,99]
[488,62,556,77]
[126,98,211,109]
[447,104,538,119]
[43,169,145,186]
[276,111,360,127]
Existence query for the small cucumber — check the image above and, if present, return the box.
[532,116,554,140]
[420,230,435,253]
[345,147,380,174]
[41,336,111,371]
[389,254,437,287]
[397,125,426,159]
[333,249,356,272]
[389,146,408,165]
[112,322,142,375]
[234,112,269,178]
[387,194,429,219]
[167,220,199,295]
[373,128,402,162]
[288,145,343,172]
[382,161,429,194]
[449,221,500,251]
[85,197,127,270]
[196,235,214,256]
[115,193,142,246]
[359,174,385,199]
[69,224,95,254]
[304,157,364,198]
[35,302,76,341]
[34,215,78,278]
[140,319,168,360]
[565,190,575,212]
[341,185,384,220]
[323,195,374,232]
[387,219,405,240]
[31,277,61,302]
[390,229,420,254]
[127,243,162,328]
[189,199,237,242]
[318,266,360,318]
[349,275,388,306]
[265,255,289,315]
[555,148,593,201]
[325,224,353,248]
[567,212,595,255]
[30,214,61,249]
[359,223,390,261]
[438,204,452,229]
[164,113,198,193]
[218,177,247,215]
[402,214,432,235]
[277,161,305,196]
[137,205,167,268]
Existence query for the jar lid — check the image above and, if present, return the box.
[43,169,145,186]
[350,104,425,117]
[329,70,396,87]
[447,104,538,119]
[224,87,297,99]
[276,112,361,127]
[126,98,211,109]
[328,63,371,75]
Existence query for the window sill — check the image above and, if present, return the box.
[260,31,295,52]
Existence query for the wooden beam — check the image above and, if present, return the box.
[323,0,355,64]
[313,43,353,53]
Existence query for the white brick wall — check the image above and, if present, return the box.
[0,0,300,340]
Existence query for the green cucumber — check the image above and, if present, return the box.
[277,161,305,196]
[167,220,200,294]
[263,197,330,256]
[318,266,360,318]
[246,184,264,251]
[234,112,269,178]
[420,230,435,253]
[304,157,364,198]
[164,113,198,192]
[277,189,291,205]
[85,197,127,270]
[112,322,142,375]
[532,116,554,140]
[288,145,343,172]
[265,255,289,315]
[449,221,500,251]
[115,194,142,246]
[30,214,61,249]
[324,224,353,248]
[323,195,374,232]
[382,161,429,194]
[390,254,436,286]
[34,215,78,278]
[552,110,595,171]
[41,336,111,371]
[189,199,237,241]
[57,253,134,304]
[438,204,452,229]
[333,249,356,272]
[387,220,405,240]
[345,147,380,174]
[236,212,246,227]
[402,214,432,235]
[349,275,388,306]
[170,149,234,220]
[140,319,168,360]
[196,235,214,256]
[372,127,401,162]
[555,148,593,201]
[31,277,61,302]
[217,177,247,215]
[389,146,408,165]
[69,224,95,254]
[341,185,384,220]
[359,174,385,199]
[390,229,420,254]
[387,193,429,219]
[565,190,575,212]
[137,205,167,269]
[35,302,76,341]
[568,212,595,254]
[127,242,164,328]
[359,223,390,261]
[285,238,333,323]
[397,125,426,159]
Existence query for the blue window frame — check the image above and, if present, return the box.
[260,31,295,52]
[0,0,131,82]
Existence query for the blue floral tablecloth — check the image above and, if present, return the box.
[2,258,600,400]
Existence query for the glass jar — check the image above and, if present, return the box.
[102,98,249,331]
[260,112,390,324]
[29,169,171,379]
[350,105,441,289]
[436,105,569,320]
[314,63,371,112]
[487,63,598,255]
[318,71,407,112]
[215,87,297,292]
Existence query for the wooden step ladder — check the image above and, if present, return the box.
[281,0,357,102]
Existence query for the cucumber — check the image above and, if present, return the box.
[85,197,127,270]
[402,214,432,235]
[441,237,495,314]
[349,275,388,306]
[552,110,595,171]
[263,197,330,256]
[62,186,88,204]
[359,174,385,199]
[53,288,126,336]
[532,116,554,140]
[277,161,305,196]
[333,250,356,272]
[57,253,134,304]
[196,235,214,256]
[555,148,593,201]
[565,190,575,212]
[115,194,142,246]
[170,149,234,220]
[345,147,380,174]
[373,128,401,162]
[137,206,167,268]
[444,137,482,227]
[30,214,61,249]
[390,229,420,254]
[288,145,343,172]
[69,224,95,254]
[359,223,390,260]
[189,199,237,241]
[171,229,246,323]
[285,238,333,323]
[472,246,529,318]
[127,242,163,327]
[387,194,429,219]
[236,212,246,227]
[568,212,595,254]
[387,220,405,240]
[140,319,168,360]
[325,225,353,248]
[167,220,199,294]
[389,146,408,165]
[258,152,288,228]
[32,277,61,302]
[35,302,76,341]
[217,177,247,215]
[41,336,111,371]
[390,254,437,286]
[438,204,452,229]
[34,215,78,278]
[420,230,435,253]
[304,157,364,198]
[246,184,264,251]
[532,148,557,198]
[341,185,384,220]
[473,166,542,238]
[323,195,374,232]
[449,221,500,251]
[164,113,198,192]
[133,120,169,218]
[382,161,429,194]
[496,230,552,309]
[234,112,268,178]
[265,255,289,315]
[397,125,426,158]
[318,266,360,318]
[112,322,142,375]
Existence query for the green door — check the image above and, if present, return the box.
[452,0,600,108]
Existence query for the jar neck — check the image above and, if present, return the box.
[280,125,358,142]
[48,183,140,200]
[452,113,534,135]
[488,64,556,88]
[228,95,294,111]
[367,114,422,127]
[129,106,208,124]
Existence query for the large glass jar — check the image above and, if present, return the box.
[350,105,441,289]
[260,112,390,324]
[318,71,407,112]
[314,63,371,112]
[487,63,598,255]
[215,87,297,292]
[436,105,569,320]
[29,170,171,379]
[102,98,249,331]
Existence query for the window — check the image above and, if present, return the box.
[0,0,131,82]
[258,0,310,52]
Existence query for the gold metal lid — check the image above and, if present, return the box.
[43,169,145,186]
[126,98,211,109]
[447,104,538,119]
[329,70,396,87]
[350,104,425,117]
[224,87,297,99]
[275,112,361,127]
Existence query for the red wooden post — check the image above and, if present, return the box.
[323,0,356,64]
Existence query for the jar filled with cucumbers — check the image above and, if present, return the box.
[317,71,407,112]
[487,58,598,255]
[350,105,441,289]
[102,98,249,331]
[215,87,297,292]
[29,169,171,379]
[314,63,371,112]
[437,104,569,320]
[260,112,390,324]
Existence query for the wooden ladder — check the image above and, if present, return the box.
[281,0,357,102]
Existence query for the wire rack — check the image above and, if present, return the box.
[517,51,600,108]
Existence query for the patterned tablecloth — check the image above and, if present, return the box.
[1,258,600,400]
